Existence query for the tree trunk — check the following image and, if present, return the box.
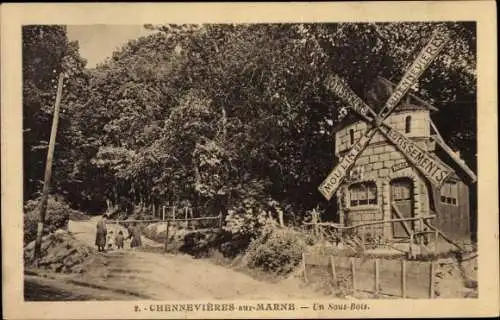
[222,105,227,141]
[277,210,285,227]
[33,72,65,262]
[106,199,113,212]
[113,185,118,207]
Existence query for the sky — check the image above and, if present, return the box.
[66,25,157,68]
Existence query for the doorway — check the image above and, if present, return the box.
[390,177,414,238]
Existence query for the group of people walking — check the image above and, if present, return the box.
[95,216,143,252]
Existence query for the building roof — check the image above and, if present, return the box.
[332,76,439,133]
[330,76,477,185]
[429,119,477,184]
[376,77,439,113]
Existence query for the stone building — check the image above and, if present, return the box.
[334,77,476,243]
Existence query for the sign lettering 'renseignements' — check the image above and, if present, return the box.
[381,126,452,185]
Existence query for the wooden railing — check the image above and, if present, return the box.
[304,209,464,255]
[304,213,441,256]
[304,215,436,231]
[106,214,223,252]
[106,215,222,225]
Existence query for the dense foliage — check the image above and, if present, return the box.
[23,23,477,227]
[23,196,71,244]
[23,25,90,206]
[243,226,306,275]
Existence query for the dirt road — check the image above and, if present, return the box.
[26,217,315,301]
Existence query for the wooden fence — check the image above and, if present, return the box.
[105,214,223,252]
[302,253,437,299]
[126,203,204,222]
[300,214,450,299]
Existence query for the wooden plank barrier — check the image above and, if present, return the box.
[353,257,375,293]
[305,253,437,299]
[405,260,433,298]
[377,258,402,297]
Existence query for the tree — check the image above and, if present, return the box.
[23,25,88,203]
[42,22,476,224]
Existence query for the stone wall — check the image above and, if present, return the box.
[335,109,434,240]
[340,165,432,240]
[344,179,385,237]
[335,110,430,157]
[345,209,384,237]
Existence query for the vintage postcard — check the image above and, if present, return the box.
[1,2,498,319]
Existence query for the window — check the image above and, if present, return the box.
[440,181,458,205]
[349,182,377,207]
[349,129,355,145]
[392,181,412,200]
[405,116,412,133]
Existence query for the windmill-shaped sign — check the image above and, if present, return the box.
[319,27,453,201]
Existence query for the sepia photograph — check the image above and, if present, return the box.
[2,2,498,319]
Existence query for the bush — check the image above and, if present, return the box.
[222,204,280,254]
[218,232,253,258]
[243,227,306,275]
[180,230,221,257]
[223,208,269,239]
[24,196,71,245]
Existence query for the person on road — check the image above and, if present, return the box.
[127,223,142,249]
[115,230,125,249]
[107,230,115,251]
[95,215,108,252]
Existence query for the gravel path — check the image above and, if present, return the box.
[26,216,316,301]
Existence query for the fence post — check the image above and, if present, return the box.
[162,206,165,221]
[429,260,435,299]
[351,257,356,292]
[302,253,308,283]
[190,208,194,229]
[163,219,170,253]
[375,258,380,295]
[330,255,337,282]
[401,259,407,298]
[153,203,156,217]
[409,232,415,259]
[219,214,223,230]
[434,230,439,254]
[361,226,365,247]
[172,205,176,220]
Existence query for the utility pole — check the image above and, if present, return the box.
[33,71,65,262]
